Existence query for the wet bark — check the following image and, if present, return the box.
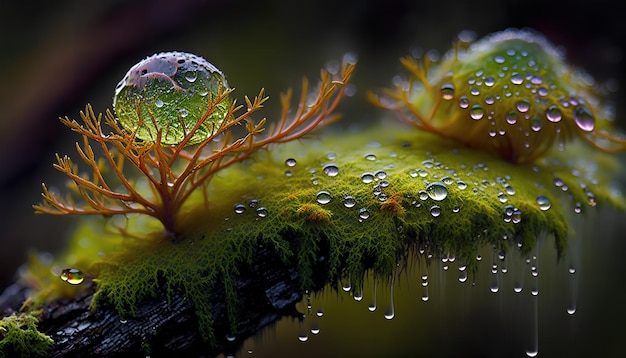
[0,245,326,357]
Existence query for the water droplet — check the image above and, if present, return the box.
[154,99,164,108]
[459,95,470,109]
[494,55,505,64]
[323,164,339,177]
[343,196,356,208]
[457,181,467,190]
[425,182,448,201]
[60,268,84,285]
[178,108,189,118]
[418,190,429,201]
[256,207,268,218]
[484,76,496,87]
[361,173,375,184]
[470,104,484,120]
[365,154,377,161]
[573,106,595,131]
[234,204,246,214]
[298,334,309,342]
[516,99,530,113]
[375,170,387,179]
[285,158,297,167]
[511,73,524,85]
[442,176,454,185]
[530,117,542,131]
[440,83,455,100]
[536,195,551,210]
[545,105,562,122]
[430,205,441,217]
[359,208,370,220]
[316,191,332,205]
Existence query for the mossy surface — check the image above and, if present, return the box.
[24,122,624,343]
[0,313,53,358]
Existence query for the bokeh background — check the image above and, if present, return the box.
[1,0,624,356]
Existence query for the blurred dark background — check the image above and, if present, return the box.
[0,0,624,298]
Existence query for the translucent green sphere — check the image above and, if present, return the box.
[113,52,231,145]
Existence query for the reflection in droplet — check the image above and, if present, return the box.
[60,268,84,285]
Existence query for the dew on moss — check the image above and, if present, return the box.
[285,158,297,167]
[429,205,442,217]
[361,173,375,184]
[358,208,370,220]
[323,164,339,177]
[536,195,551,211]
[316,191,332,205]
[234,204,246,214]
[256,207,268,218]
[425,182,448,201]
[60,268,84,285]
[343,196,356,208]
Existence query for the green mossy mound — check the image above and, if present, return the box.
[80,122,624,342]
[0,313,53,358]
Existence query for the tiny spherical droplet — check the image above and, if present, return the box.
[323,164,339,177]
[343,196,356,208]
[316,191,332,205]
[457,181,467,190]
[459,95,470,109]
[425,182,448,201]
[60,268,84,285]
[440,83,455,100]
[545,105,562,123]
[362,173,375,184]
[285,158,297,167]
[494,55,506,64]
[530,117,542,131]
[430,205,442,217]
[536,195,551,210]
[359,208,370,220]
[365,154,377,161]
[234,204,246,214]
[516,99,530,113]
[256,207,268,218]
[511,73,524,85]
[418,190,429,201]
[470,104,484,120]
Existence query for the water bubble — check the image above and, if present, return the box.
[285,158,297,167]
[545,105,562,122]
[440,83,455,100]
[343,196,356,208]
[536,195,551,210]
[234,204,246,214]
[430,205,441,217]
[60,268,84,285]
[361,173,375,184]
[425,182,448,201]
[316,191,332,205]
[516,99,530,113]
[323,164,339,177]
[256,207,268,218]
[358,208,370,220]
[573,106,595,131]
[470,104,484,120]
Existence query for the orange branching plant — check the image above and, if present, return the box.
[370,29,626,163]
[34,54,356,239]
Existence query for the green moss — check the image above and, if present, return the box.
[0,313,53,358]
[23,122,624,344]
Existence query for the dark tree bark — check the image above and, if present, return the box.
[0,244,328,357]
